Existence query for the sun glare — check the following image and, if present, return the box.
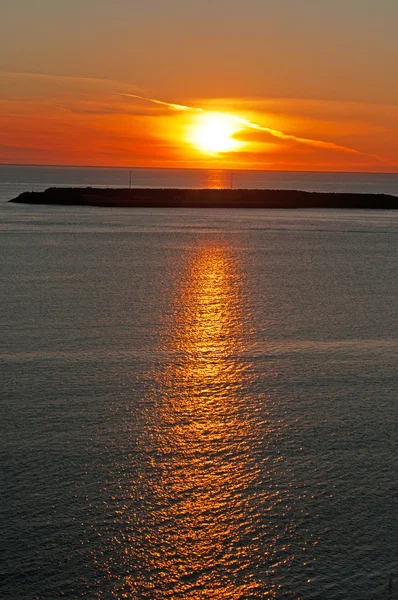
[188,113,244,154]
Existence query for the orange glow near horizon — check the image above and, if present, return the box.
[1,73,398,172]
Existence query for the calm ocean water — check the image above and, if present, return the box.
[0,164,398,202]
[1,170,398,599]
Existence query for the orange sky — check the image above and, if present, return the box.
[1,0,398,172]
[1,72,397,171]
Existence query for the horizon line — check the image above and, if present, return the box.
[0,163,397,176]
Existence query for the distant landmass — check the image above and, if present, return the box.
[9,187,398,209]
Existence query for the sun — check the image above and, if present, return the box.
[187,112,244,154]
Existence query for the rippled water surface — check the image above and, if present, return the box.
[1,204,397,599]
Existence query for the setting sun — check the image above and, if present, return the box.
[187,113,244,154]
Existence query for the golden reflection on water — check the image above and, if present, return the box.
[145,247,258,598]
[204,169,232,189]
[104,245,286,599]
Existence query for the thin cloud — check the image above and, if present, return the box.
[121,93,192,112]
[0,71,144,91]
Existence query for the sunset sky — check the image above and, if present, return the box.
[1,0,397,171]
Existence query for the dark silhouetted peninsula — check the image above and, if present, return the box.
[9,187,398,209]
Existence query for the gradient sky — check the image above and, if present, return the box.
[1,0,397,170]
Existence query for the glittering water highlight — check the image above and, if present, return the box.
[95,245,310,599]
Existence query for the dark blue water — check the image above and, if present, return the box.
[1,197,397,599]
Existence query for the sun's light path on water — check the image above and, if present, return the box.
[187,112,245,154]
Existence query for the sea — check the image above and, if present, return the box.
[1,165,398,599]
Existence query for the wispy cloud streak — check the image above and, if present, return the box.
[121,93,192,112]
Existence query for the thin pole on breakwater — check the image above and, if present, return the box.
[129,170,132,189]
[388,573,396,598]
[230,170,234,190]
